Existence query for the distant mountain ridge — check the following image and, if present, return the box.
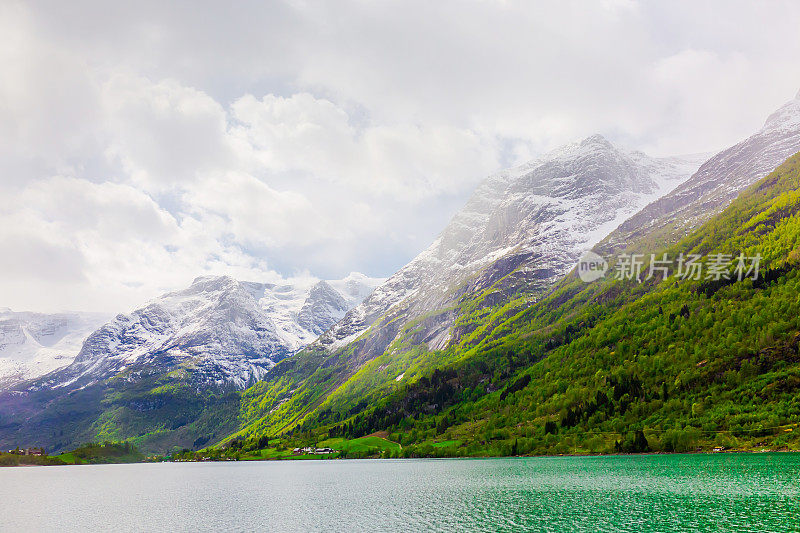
[227,90,800,446]
[0,310,109,390]
[0,272,382,453]
[7,92,800,455]
[224,93,800,458]
[41,272,382,391]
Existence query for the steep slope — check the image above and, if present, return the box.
[596,90,800,257]
[0,272,380,452]
[234,136,704,437]
[0,310,109,390]
[292,151,800,456]
[320,136,702,357]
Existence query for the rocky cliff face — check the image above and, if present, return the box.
[595,92,800,257]
[313,135,704,365]
[296,281,351,335]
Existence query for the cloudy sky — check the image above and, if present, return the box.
[2,0,799,313]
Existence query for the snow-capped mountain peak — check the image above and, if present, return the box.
[26,273,382,391]
[316,136,703,358]
[597,90,800,258]
[297,281,350,335]
[763,93,800,133]
[328,272,383,304]
[0,310,110,389]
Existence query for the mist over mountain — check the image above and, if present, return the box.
[315,135,704,362]
[596,91,800,257]
[226,134,715,439]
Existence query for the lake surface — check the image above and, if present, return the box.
[1,453,799,532]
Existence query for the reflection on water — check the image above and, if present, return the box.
[1,453,799,532]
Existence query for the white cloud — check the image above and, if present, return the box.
[0,174,296,312]
[185,171,328,249]
[15,176,180,240]
[231,93,356,176]
[1,0,800,312]
[0,2,102,187]
[102,75,237,189]
[231,93,499,200]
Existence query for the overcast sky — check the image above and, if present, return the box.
[2,0,799,313]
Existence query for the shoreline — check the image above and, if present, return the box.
[4,445,799,468]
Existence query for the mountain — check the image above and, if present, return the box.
[596,90,800,257]
[230,91,800,445]
[232,136,705,437]
[320,135,703,356]
[0,310,109,390]
[0,272,381,452]
[315,150,800,456]
[45,273,381,391]
[249,91,800,458]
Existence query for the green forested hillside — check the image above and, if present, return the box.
[237,152,800,456]
[0,369,242,454]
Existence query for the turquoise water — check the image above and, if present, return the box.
[1,454,799,532]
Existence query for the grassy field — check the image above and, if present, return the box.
[317,435,401,455]
[202,435,403,462]
[55,452,80,464]
[238,448,316,460]
[430,440,462,449]
[0,452,66,467]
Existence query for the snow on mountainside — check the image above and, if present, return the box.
[38,273,382,390]
[315,135,705,361]
[0,310,109,389]
[596,90,800,256]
